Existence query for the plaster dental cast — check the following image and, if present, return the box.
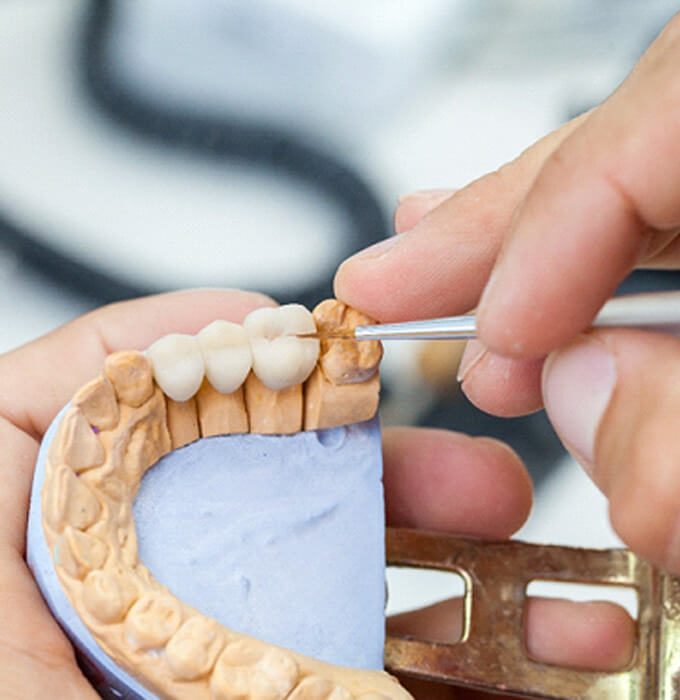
[31,299,404,700]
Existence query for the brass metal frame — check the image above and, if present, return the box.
[385,528,680,698]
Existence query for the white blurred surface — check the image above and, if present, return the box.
[2,0,674,619]
[0,2,348,294]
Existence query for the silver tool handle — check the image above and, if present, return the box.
[355,315,477,341]
[353,290,680,341]
[593,290,680,333]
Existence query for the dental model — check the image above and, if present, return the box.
[34,300,409,700]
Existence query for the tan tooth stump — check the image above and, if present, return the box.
[166,397,201,449]
[244,372,303,434]
[195,379,249,437]
[40,302,408,700]
[304,301,382,432]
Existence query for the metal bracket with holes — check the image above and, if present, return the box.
[385,528,680,698]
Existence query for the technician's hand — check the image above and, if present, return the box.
[336,14,680,580]
[0,291,631,699]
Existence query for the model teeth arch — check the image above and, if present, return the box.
[40,299,405,700]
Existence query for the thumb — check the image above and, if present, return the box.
[542,328,680,573]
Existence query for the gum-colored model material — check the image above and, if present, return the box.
[304,301,382,431]
[41,301,408,699]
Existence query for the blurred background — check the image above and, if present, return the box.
[2,0,679,618]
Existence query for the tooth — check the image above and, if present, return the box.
[166,616,225,682]
[303,299,382,431]
[196,320,252,394]
[56,406,105,472]
[147,334,205,402]
[124,593,183,650]
[55,527,109,580]
[288,677,352,699]
[105,351,154,407]
[82,569,138,624]
[72,375,119,431]
[210,641,298,700]
[313,299,382,383]
[165,396,200,449]
[243,305,319,390]
[44,464,101,533]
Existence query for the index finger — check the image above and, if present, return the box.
[477,17,680,359]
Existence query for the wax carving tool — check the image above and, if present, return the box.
[384,528,680,698]
[303,290,680,341]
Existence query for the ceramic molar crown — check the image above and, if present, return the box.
[146,304,320,400]
[243,304,319,390]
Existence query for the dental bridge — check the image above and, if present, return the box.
[28,298,680,700]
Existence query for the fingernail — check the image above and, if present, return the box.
[397,188,455,204]
[542,337,617,467]
[457,339,487,382]
[348,233,403,262]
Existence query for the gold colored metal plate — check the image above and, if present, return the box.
[385,528,680,698]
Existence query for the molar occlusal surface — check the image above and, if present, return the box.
[197,320,252,394]
[244,305,319,390]
[147,334,205,402]
[313,300,382,384]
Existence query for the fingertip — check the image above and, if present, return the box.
[474,436,534,526]
[459,346,544,417]
[526,598,635,671]
[541,335,617,470]
[383,427,532,537]
[333,236,410,321]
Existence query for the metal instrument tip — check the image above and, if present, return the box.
[296,330,357,340]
